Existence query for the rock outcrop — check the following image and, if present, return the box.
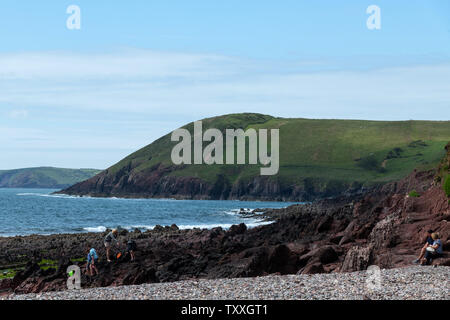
[58,164,366,202]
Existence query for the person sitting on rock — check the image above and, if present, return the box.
[86,245,99,276]
[104,229,120,262]
[421,233,443,265]
[413,229,434,264]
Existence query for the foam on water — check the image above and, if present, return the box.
[2,188,299,236]
[85,220,275,233]
[83,226,108,233]
[17,192,82,199]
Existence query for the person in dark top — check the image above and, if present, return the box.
[421,233,443,265]
[413,229,434,264]
[124,239,137,262]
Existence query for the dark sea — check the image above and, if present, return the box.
[0,188,300,237]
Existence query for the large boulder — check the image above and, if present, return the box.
[298,245,339,267]
[267,244,298,274]
[341,245,373,272]
[368,212,400,249]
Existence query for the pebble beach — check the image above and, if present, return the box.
[3,266,449,300]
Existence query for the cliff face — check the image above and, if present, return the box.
[59,163,363,201]
[338,169,449,272]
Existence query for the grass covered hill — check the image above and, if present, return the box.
[0,167,101,189]
[59,113,450,200]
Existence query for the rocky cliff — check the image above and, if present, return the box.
[58,163,366,201]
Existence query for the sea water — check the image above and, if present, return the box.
[0,188,300,237]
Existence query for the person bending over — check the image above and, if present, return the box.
[86,245,99,276]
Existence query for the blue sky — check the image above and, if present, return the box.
[1,1,450,169]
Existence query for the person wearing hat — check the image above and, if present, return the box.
[104,229,120,262]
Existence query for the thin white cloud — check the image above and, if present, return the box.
[0,49,449,121]
[0,49,238,80]
[1,49,449,169]
[8,109,28,119]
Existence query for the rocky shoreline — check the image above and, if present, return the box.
[1,145,449,297]
[3,266,448,300]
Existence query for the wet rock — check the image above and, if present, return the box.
[227,223,247,236]
[209,227,224,239]
[153,225,164,232]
